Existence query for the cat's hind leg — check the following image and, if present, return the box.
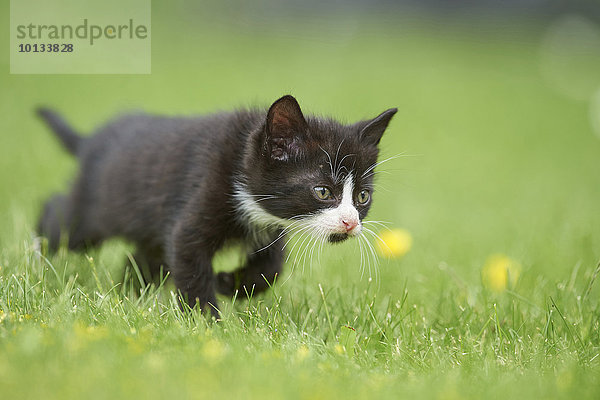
[37,194,68,252]
[124,244,167,287]
[38,189,104,252]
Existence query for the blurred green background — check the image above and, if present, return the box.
[1,1,600,399]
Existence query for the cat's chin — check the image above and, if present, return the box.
[328,233,349,243]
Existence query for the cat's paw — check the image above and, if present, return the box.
[216,271,236,296]
[177,291,220,320]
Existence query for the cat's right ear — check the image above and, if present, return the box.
[358,108,398,146]
[265,95,308,162]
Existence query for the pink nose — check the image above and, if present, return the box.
[342,219,358,232]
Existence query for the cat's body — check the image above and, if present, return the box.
[37,96,396,316]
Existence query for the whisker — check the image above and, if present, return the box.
[308,233,318,267]
[287,228,313,265]
[362,221,394,236]
[361,170,391,181]
[358,234,366,279]
[362,226,391,256]
[317,229,326,267]
[283,224,312,252]
[241,194,279,198]
[294,231,315,274]
[281,250,298,286]
[312,231,326,276]
[361,230,381,284]
[335,153,355,181]
[360,234,373,281]
[288,213,316,221]
[333,139,346,183]
[300,235,318,276]
[282,230,312,286]
[362,153,408,178]
[363,220,391,226]
[252,222,301,254]
[254,196,279,203]
[280,221,311,285]
[319,145,335,179]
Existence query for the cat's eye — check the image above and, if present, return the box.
[314,186,333,200]
[357,189,370,204]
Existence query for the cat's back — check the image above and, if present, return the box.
[76,108,263,239]
[86,108,262,155]
[83,112,225,156]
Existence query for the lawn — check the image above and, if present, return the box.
[1,4,599,399]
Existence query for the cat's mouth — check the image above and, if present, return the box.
[328,233,349,243]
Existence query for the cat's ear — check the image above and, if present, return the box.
[358,108,398,146]
[265,95,308,161]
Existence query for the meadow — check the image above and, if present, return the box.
[1,5,599,399]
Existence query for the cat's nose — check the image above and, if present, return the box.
[342,219,358,232]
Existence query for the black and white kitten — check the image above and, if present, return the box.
[37,95,397,316]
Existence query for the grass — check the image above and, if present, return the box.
[1,4,600,399]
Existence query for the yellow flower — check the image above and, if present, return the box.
[481,254,521,292]
[376,228,413,258]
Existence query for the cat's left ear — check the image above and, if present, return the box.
[358,108,398,146]
[265,95,308,161]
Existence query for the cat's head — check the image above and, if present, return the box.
[238,95,396,244]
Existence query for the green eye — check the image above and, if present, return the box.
[314,186,332,200]
[357,189,370,204]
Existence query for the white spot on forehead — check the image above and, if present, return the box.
[341,174,354,207]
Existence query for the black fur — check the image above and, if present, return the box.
[37,95,396,317]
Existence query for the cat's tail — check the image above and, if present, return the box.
[36,108,83,155]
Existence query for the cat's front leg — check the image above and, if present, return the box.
[168,219,219,318]
[216,234,285,297]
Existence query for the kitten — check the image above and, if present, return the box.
[37,95,397,317]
